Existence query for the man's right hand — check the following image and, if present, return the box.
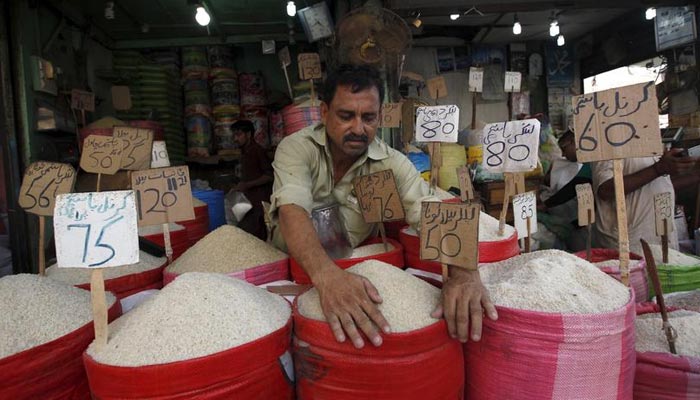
[656,148,699,176]
[313,267,391,349]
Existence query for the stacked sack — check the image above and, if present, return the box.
[239,72,270,148]
[282,99,322,136]
[208,46,241,154]
[182,46,212,157]
[1,275,120,399]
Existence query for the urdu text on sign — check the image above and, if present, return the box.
[482,118,541,173]
[352,170,405,223]
[415,105,460,143]
[19,162,76,216]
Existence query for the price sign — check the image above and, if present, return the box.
[456,166,474,202]
[151,141,171,168]
[512,191,537,238]
[279,46,291,67]
[71,89,95,112]
[576,183,595,226]
[131,166,195,226]
[352,170,405,223]
[427,76,448,99]
[415,105,460,143]
[298,53,322,80]
[54,191,139,268]
[380,103,402,128]
[80,135,122,175]
[113,126,154,170]
[572,82,663,162]
[654,192,674,236]
[468,67,484,93]
[504,71,522,92]
[482,118,541,172]
[19,162,76,216]
[420,202,480,270]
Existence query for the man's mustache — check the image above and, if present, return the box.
[344,134,368,143]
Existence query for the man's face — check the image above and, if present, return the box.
[321,85,380,160]
[233,130,249,147]
[559,137,577,162]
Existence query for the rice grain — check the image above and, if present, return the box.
[635,310,700,358]
[350,243,395,258]
[46,251,166,285]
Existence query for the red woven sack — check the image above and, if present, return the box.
[84,318,294,399]
[290,238,404,284]
[634,303,700,400]
[1,300,122,400]
[76,261,167,299]
[573,248,649,302]
[163,258,290,286]
[179,203,210,247]
[465,292,636,400]
[293,300,464,400]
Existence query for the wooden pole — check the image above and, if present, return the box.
[613,159,630,286]
[378,222,389,252]
[662,219,669,264]
[38,216,46,276]
[471,92,477,129]
[586,208,592,262]
[525,216,531,253]
[282,65,293,99]
[498,173,513,236]
[310,79,316,107]
[90,268,108,351]
[163,223,173,264]
[96,173,102,193]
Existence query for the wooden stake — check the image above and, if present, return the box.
[525,216,531,253]
[96,173,102,193]
[90,268,108,351]
[163,223,173,264]
[282,65,293,99]
[613,159,630,286]
[428,142,441,193]
[310,79,316,107]
[378,222,389,252]
[498,173,513,236]
[441,263,448,282]
[586,208,592,262]
[662,219,669,264]
[38,216,46,276]
[80,109,86,127]
[641,238,677,354]
[471,92,477,129]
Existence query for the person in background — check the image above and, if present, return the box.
[592,148,698,255]
[269,64,497,349]
[232,120,273,241]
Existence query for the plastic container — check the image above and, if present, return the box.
[192,189,226,231]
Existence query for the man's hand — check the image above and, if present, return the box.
[432,267,498,342]
[234,181,251,192]
[313,267,391,349]
[656,148,699,176]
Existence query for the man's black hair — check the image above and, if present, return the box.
[558,129,575,144]
[322,64,385,105]
[231,120,255,134]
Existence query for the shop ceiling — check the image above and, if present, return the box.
[51,0,690,49]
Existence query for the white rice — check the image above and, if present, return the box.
[350,243,395,259]
[479,250,630,314]
[87,272,290,366]
[594,259,640,272]
[0,274,116,358]
[166,225,287,274]
[298,260,440,332]
[635,310,700,358]
[648,244,700,266]
[664,290,700,313]
[404,211,515,242]
[46,251,166,285]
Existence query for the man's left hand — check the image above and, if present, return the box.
[235,181,251,192]
[431,268,498,342]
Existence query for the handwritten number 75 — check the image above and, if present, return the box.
[67,216,123,267]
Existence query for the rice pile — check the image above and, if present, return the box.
[298,260,440,332]
[350,243,395,258]
[138,222,184,236]
[87,272,290,366]
[166,225,287,274]
[0,274,117,358]
[665,289,700,312]
[404,211,514,242]
[635,310,700,357]
[479,250,630,314]
[46,251,166,285]
[594,259,640,272]
[649,244,700,266]
[435,186,457,200]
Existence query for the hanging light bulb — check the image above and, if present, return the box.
[549,20,559,36]
[513,14,522,35]
[450,13,460,21]
[557,34,565,46]
[412,12,422,28]
[195,6,210,26]
[287,1,296,17]
[645,7,656,20]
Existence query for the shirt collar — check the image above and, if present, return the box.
[310,123,389,161]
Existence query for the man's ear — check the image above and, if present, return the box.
[320,101,329,125]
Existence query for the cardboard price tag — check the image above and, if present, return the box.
[504,71,522,92]
[279,46,291,67]
[151,141,171,168]
[482,118,541,172]
[576,183,595,226]
[415,105,460,143]
[380,103,402,128]
[512,191,538,238]
[71,89,95,112]
[298,53,322,80]
[19,162,76,216]
[131,166,195,226]
[427,76,448,99]
[80,135,122,175]
[54,190,139,268]
[654,192,674,236]
[420,202,480,270]
[468,67,484,93]
[572,82,663,162]
[352,170,405,223]
[456,166,474,202]
[113,126,154,170]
